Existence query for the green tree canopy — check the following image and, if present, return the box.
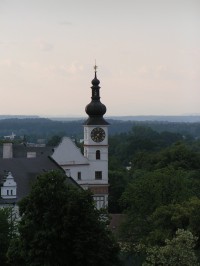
[132,142,200,172]
[0,208,11,266]
[143,229,199,266]
[108,170,131,213]
[46,135,62,146]
[147,197,200,247]
[120,168,200,244]
[8,171,120,266]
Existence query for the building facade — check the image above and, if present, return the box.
[0,67,109,210]
[52,67,109,209]
[0,142,78,210]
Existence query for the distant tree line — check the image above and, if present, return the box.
[0,118,199,143]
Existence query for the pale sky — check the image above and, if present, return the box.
[0,0,199,117]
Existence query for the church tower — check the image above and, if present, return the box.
[84,65,109,209]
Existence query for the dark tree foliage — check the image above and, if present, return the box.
[8,171,120,266]
[108,126,200,217]
[143,229,199,266]
[0,209,10,266]
[0,118,200,142]
[132,142,200,172]
[46,135,62,146]
[147,197,200,246]
[108,170,131,213]
[109,126,184,166]
[106,125,200,264]
[120,168,200,244]
[0,118,84,142]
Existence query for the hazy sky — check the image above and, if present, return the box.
[0,0,199,117]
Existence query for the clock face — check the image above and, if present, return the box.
[91,127,105,143]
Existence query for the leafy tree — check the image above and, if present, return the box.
[143,229,199,266]
[120,168,200,244]
[8,171,120,266]
[108,170,131,213]
[109,133,130,166]
[0,206,17,266]
[132,142,200,172]
[132,151,158,171]
[7,238,24,266]
[46,135,62,146]
[0,208,10,265]
[147,197,200,247]
[155,142,200,170]
[158,131,183,147]
[109,126,186,170]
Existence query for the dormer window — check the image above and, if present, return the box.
[1,172,17,199]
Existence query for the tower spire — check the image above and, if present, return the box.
[94,61,98,78]
[84,65,109,125]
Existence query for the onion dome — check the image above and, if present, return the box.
[84,66,109,125]
[91,72,100,86]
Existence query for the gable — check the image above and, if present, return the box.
[52,137,89,165]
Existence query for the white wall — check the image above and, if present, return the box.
[1,172,17,199]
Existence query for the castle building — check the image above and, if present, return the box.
[0,143,77,212]
[0,66,109,210]
[52,66,109,209]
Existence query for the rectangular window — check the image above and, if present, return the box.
[77,172,81,180]
[7,190,9,195]
[95,171,102,180]
[93,196,105,209]
[11,190,13,195]
[96,150,100,160]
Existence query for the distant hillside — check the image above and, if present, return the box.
[2,115,200,123]
[108,116,200,123]
[0,118,199,142]
[0,115,39,120]
[0,118,83,141]
[48,115,200,123]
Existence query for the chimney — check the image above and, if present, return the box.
[3,142,13,159]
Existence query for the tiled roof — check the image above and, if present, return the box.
[0,143,54,158]
[0,156,79,204]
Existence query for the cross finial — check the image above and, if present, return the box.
[94,60,98,72]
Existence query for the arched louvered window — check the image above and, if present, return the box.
[96,150,100,160]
